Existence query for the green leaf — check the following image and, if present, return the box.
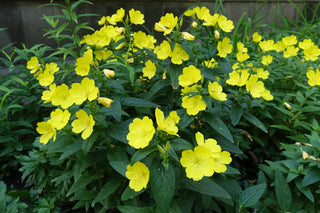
[270,125,292,132]
[145,79,170,100]
[302,167,320,186]
[275,169,292,211]
[239,183,266,208]
[121,97,160,108]
[295,180,314,202]
[150,159,175,213]
[66,173,95,197]
[243,112,268,133]
[230,104,243,126]
[109,161,129,177]
[131,146,157,163]
[183,177,233,206]
[117,205,154,213]
[121,186,145,201]
[202,113,234,143]
[92,178,121,207]
[171,138,194,151]
[59,139,82,160]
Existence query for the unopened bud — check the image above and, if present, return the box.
[191,21,198,28]
[214,30,220,39]
[181,32,195,41]
[97,97,113,107]
[103,69,115,78]
[127,58,134,63]
[155,23,167,32]
[157,145,165,155]
[116,27,125,34]
[302,151,309,160]
[301,59,305,64]
[283,102,292,110]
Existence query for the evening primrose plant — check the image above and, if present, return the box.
[19,0,320,212]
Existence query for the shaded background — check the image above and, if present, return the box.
[0,0,317,49]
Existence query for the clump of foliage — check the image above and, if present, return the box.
[1,0,320,212]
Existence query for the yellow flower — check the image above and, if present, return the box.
[37,70,54,86]
[106,8,125,25]
[181,84,200,96]
[217,15,234,32]
[226,70,249,87]
[75,49,93,76]
[45,62,59,74]
[41,84,56,103]
[36,121,56,144]
[48,108,71,130]
[103,69,115,78]
[71,109,95,140]
[154,40,172,60]
[208,81,227,101]
[126,161,150,192]
[274,41,285,52]
[261,89,273,101]
[246,75,265,98]
[142,60,156,79]
[98,16,106,25]
[69,77,99,105]
[217,37,233,58]
[236,52,250,63]
[299,39,314,50]
[127,116,155,149]
[282,35,297,48]
[181,32,195,41]
[259,40,275,52]
[27,56,41,74]
[180,146,215,181]
[283,46,299,58]
[155,13,178,35]
[155,108,179,136]
[252,32,262,43]
[191,21,198,28]
[51,84,74,109]
[255,68,269,79]
[194,6,211,20]
[95,49,113,61]
[237,42,248,53]
[203,58,218,68]
[171,43,189,65]
[178,65,202,87]
[303,45,320,61]
[261,55,273,65]
[129,9,145,25]
[97,97,113,107]
[203,14,219,26]
[133,31,156,49]
[306,68,320,86]
[182,95,206,116]
[195,132,231,173]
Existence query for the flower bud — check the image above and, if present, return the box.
[116,27,125,34]
[103,69,115,78]
[302,151,309,160]
[283,102,292,110]
[181,32,195,41]
[191,21,198,28]
[214,30,220,39]
[97,97,113,107]
[155,23,167,32]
